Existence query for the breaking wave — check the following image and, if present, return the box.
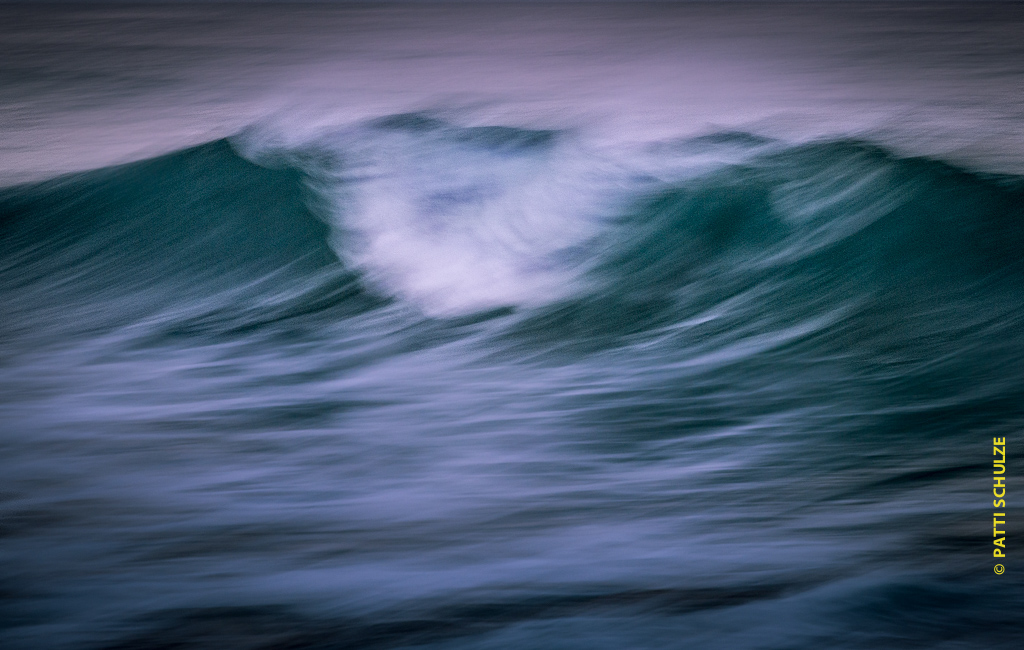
[2,115,1023,649]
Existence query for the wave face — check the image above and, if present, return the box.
[2,118,1024,650]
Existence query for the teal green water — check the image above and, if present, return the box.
[2,123,1022,648]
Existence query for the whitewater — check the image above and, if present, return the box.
[1,3,1022,649]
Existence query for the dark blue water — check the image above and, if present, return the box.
[1,4,1023,649]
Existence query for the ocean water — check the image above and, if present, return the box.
[1,3,1023,649]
